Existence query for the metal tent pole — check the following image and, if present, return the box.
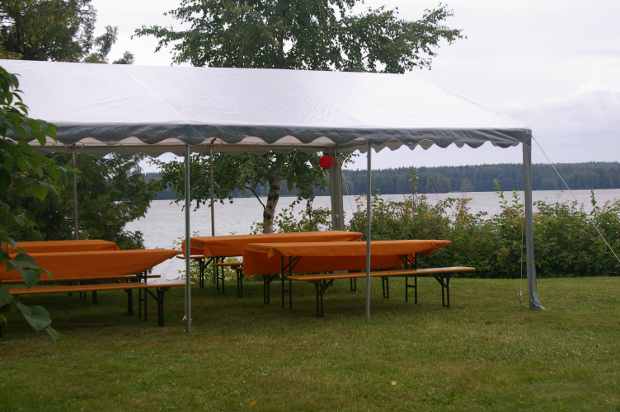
[72,148,79,240]
[209,143,216,236]
[365,142,373,320]
[522,139,544,310]
[184,144,193,332]
[328,150,345,230]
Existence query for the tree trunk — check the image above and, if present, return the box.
[262,175,281,233]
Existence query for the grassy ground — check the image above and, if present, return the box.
[1,276,619,411]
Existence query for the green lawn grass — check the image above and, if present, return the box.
[1,276,619,411]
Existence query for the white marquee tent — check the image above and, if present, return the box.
[1,59,543,330]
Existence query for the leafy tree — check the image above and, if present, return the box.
[0,1,132,63]
[0,0,96,61]
[113,51,135,65]
[83,25,117,63]
[0,66,60,337]
[10,153,158,249]
[137,0,463,232]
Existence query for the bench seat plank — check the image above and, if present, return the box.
[8,282,184,296]
[288,266,475,282]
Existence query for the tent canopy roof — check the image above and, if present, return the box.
[1,59,531,154]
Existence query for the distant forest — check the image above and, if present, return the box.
[148,162,620,199]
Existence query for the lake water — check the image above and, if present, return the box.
[127,189,620,279]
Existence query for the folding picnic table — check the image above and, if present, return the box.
[244,240,451,311]
[183,231,363,295]
[1,248,179,321]
[1,249,176,282]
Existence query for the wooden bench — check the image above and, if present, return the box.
[1,281,184,336]
[287,266,475,316]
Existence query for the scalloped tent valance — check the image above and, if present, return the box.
[0,59,530,154]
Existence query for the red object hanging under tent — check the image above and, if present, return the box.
[319,154,336,169]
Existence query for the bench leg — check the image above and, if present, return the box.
[214,259,226,295]
[440,277,445,306]
[381,277,390,299]
[215,260,219,290]
[212,260,218,288]
[434,276,451,308]
[126,289,134,315]
[319,282,324,317]
[314,282,326,317]
[263,277,273,304]
[279,275,294,309]
[350,278,357,293]
[312,280,332,317]
[314,282,320,316]
[405,276,408,302]
[404,276,418,304]
[288,279,293,310]
[92,291,98,304]
[236,269,243,298]
[157,289,165,326]
[138,288,142,318]
[313,281,326,317]
[446,276,451,308]
[221,266,225,295]
[199,258,205,289]
[281,275,285,309]
[143,288,148,321]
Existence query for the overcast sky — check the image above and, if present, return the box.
[93,0,620,170]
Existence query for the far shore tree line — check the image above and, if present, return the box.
[150,162,620,200]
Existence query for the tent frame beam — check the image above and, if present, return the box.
[72,147,79,240]
[184,144,192,332]
[365,142,373,319]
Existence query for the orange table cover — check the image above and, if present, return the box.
[0,249,177,283]
[12,240,119,253]
[185,231,363,257]
[243,240,451,277]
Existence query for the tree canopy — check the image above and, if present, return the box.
[136,0,462,71]
[0,0,132,63]
[136,0,463,233]
[11,153,159,249]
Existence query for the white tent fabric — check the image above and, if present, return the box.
[1,59,531,153]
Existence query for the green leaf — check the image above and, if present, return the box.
[15,301,52,332]
[25,183,49,201]
[10,252,44,287]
